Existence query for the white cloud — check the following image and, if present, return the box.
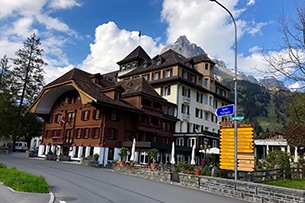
[247,0,255,6]
[160,0,268,77]
[0,0,80,84]
[0,0,46,18]
[80,21,163,75]
[48,0,81,10]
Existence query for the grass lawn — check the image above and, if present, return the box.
[264,179,305,190]
[0,163,49,193]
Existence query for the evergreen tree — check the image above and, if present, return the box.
[0,55,10,91]
[9,33,47,147]
[0,55,18,140]
[11,33,47,110]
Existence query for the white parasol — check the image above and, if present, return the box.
[170,141,175,164]
[191,144,196,165]
[130,138,136,161]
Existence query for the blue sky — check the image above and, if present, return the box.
[0,0,297,86]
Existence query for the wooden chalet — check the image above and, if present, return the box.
[27,68,177,165]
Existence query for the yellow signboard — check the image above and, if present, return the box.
[219,125,254,172]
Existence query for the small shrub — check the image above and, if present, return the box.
[200,165,211,176]
[174,162,194,173]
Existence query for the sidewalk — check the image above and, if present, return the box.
[0,182,54,203]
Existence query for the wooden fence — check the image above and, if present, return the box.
[238,166,304,182]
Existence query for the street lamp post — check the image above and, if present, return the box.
[209,0,238,180]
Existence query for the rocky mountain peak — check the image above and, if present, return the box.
[161,35,286,90]
[161,35,205,58]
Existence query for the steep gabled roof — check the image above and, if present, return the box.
[191,54,215,65]
[118,77,166,102]
[117,46,151,65]
[28,68,142,114]
[119,49,190,78]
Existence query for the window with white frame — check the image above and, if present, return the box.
[161,85,171,96]
[196,92,203,103]
[212,140,218,148]
[139,151,149,164]
[181,103,189,114]
[176,137,184,146]
[164,69,172,78]
[209,96,213,106]
[187,137,196,147]
[153,71,160,80]
[182,86,190,97]
[205,111,209,121]
[203,95,208,104]
[204,78,209,86]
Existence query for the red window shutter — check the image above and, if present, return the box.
[115,129,119,140]
[87,111,91,120]
[81,111,84,121]
[92,109,96,120]
[105,128,110,139]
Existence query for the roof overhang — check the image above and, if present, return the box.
[28,81,96,114]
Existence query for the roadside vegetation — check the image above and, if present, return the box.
[0,163,49,193]
[265,179,305,190]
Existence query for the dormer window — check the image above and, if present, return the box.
[156,60,161,66]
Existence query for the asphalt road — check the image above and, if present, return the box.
[0,153,249,203]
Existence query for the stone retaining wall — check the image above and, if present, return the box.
[113,166,305,203]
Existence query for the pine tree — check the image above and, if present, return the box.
[0,55,18,139]
[11,33,47,110]
[9,33,47,147]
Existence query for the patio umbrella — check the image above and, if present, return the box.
[191,144,196,165]
[170,141,175,164]
[130,138,136,161]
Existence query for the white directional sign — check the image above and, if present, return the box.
[215,104,234,117]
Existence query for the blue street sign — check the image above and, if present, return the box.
[215,104,234,117]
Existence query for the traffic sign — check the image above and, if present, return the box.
[232,116,244,121]
[215,104,234,117]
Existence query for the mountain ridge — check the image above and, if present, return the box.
[162,35,286,90]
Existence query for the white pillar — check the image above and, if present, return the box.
[51,145,55,154]
[114,147,120,161]
[85,146,91,157]
[281,146,285,152]
[103,147,109,167]
[294,147,298,162]
[266,144,269,155]
[45,145,50,155]
[287,145,291,154]
[78,146,83,158]
[38,145,45,157]
[72,146,76,158]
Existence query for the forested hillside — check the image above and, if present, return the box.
[222,79,293,136]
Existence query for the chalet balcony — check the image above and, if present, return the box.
[142,105,163,113]
[121,141,171,150]
[139,123,161,129]
[52,136,64,144]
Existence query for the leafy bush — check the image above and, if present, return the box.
[265,150,290,169]
[174,162,194,173]
[200,165,211,176]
